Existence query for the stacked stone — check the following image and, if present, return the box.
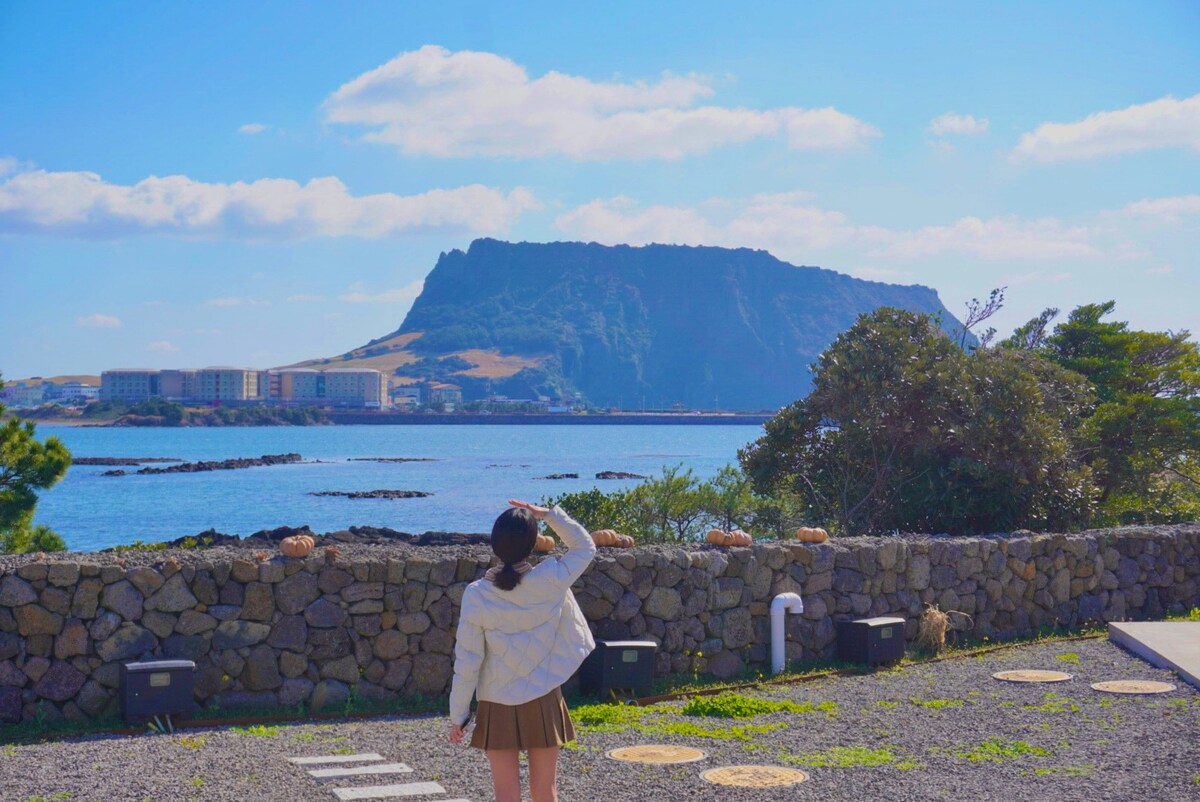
[1,524,1197,723]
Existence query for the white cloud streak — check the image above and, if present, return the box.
[555,194,1100,262]
[238,123,267,135]
[1012,93,1200,162]
[76,313,122,328]
[338,280,425,304]
[0,167,540,239]
[207,297,269,308]
[928,113,989,136]
[1123,195,1200,221]
[323,45,880,160]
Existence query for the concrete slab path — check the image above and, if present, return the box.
[1108,621,1200,690]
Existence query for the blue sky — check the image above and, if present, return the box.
[2,1,1198,379]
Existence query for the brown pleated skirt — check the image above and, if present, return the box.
[469,687,576,751]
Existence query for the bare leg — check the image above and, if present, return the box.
[486,749,522,802]
[527,746,560,802]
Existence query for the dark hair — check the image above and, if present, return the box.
[490,507,538,591]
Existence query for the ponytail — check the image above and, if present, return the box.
[494,562,522,591]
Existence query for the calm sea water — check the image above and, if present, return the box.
[33,424,763,552]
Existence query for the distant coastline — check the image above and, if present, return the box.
[18,411,773,427]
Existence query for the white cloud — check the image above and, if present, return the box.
[877,217,1097,260]
[146,341,178,353]
[323,45,880,160]
[928,113,989,136]
[555,194,1097,262]
[338,279,425,304]
[1012,93,1200,162]
[286,294,325,302]
[0,166,540,239]
[1123,195,1200,221]
[0,157,18,178]
[76,313,121,328]
[207,297,269,308]
[238,123,267,135]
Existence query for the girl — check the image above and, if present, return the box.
[448,499,597,802]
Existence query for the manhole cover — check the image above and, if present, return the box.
[701,765,809,787]
[992,670,1074,683]
[1090,680,1176,694]
[607,745,708,764]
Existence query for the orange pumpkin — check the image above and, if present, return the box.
[591,529,635,548]
[280,534,315,557]
[795,527,829,543]
[730,529,753,546]
[706,528,734,546]
[534,533,556,553]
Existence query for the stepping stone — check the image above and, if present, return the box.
[289,753,385,765]
[331,782,446,800]
[309,763,414,780]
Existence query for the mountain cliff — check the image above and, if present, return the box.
[316,239,969,410]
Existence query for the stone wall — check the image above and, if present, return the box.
[1,524,1197,724]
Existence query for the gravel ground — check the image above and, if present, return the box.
[1,637,1197,802]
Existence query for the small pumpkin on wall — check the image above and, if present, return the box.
[706,528,752,547]
[795,527,829,543]
[591,529,636,548]
[280,534,315,557]
[534,533,556,553]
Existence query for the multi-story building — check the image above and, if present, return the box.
[427,382,463,409]
[194,367,260,403]
[1,382,48,407]
[100,370,161,402]
[158,370,197,401]
[57,382,100,403]
[273,368,324,405]
[324,369,388,409]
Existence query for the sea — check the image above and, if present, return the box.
[32,424,764,552]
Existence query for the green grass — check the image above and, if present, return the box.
[1022,692,1081,714]
[573,701,788,741]
[781,746,899,768]
[1033,766,1093,777]
[875,700,898,709]
[188,777,204,788]
[175,736,207,749]
[1054,653,1081,663]
[909,698,964,710]
[680,693,836,719]
[230,725,281,737]
[25,795,71,802]
[1167,607,1200,622]
[956,738,1051,763]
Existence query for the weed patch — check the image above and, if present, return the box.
[1034,766,1092,777]
[1054,653,1080,664]
[230,725,281,737]
[956,738,1051,763]
[781,746,898,768]
[1022,693,1081,714]
[681,693,836,719]
[175,736,207,749]
[910,698,964,710]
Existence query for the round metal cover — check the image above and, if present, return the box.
[1090,680,1176,695]
[701,765,809,787]
[607,745,708,764]
[992,670,1074,683]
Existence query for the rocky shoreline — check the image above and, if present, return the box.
[309,490,433,500]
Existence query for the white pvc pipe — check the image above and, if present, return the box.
[770,592,805,674]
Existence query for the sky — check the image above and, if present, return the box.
[2,0,1198,379]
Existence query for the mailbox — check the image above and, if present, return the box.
[119,660,196,722]
[836,617,906,666]
[579,640,657,697]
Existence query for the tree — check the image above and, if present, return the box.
[739,308,1096,535]
[1038,302,1200,522]
[0,373,71,553]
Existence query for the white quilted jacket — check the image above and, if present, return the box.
[448,506,597,726]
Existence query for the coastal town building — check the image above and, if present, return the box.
[426,382,463,409]
[324,368,388,408]
[99,369,161,402]
[193,367,261,402]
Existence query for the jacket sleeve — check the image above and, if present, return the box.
[543,505,597,588]
[448,595,485,727]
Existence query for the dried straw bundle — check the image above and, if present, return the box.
[916,603,951,654]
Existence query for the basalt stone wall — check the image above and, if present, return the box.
[1,524,1197,724]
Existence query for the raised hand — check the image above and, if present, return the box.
[508,499,549,519]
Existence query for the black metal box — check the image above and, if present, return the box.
[579,640,657,696]
[836,617,906,666]
[119,660,196,722]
